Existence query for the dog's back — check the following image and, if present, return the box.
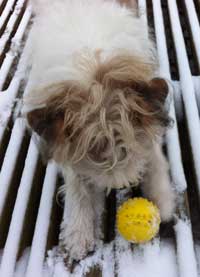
[27,0,155,93]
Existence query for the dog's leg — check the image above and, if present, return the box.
[91,186,105,240]
[60,168,95,260]
[142,143,175,221]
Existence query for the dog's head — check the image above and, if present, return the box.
[25,52,170,189]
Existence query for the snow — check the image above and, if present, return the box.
[42,244,103,277]
[2,220,196,277]
[152,3,198,276]
[0,89,15,124]
[0,0,27,54]
[174,219,198,277]
[0,0,17,30]
[0,3,35,273]
[101,243,115,277]
[6,237,179,277]
[0,1,31,138]
[39,238,178,277]
[0,54,13,90]
[0,5,31,90]
[117,238,178,277]
[14,248,30,277]
[25,162,58,277]
[0,118,26,216]
[184,0,200,67]
[167,0,200,191]
[0,139,39,277]
[152,0,187,193]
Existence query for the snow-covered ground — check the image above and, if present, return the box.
[1,0,200,276]
[10,223,198,277]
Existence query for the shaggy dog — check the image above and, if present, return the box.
[23,0,175,260]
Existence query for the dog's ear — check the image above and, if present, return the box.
[148,78,168,104]
[141,78,170,128]
[27,108,64,144]
[134,78,168,105]
[127,78,170,128]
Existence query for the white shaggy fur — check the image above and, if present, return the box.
[23,0,156,112]
[23,0,175,260]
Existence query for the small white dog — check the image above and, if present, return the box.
[23,0,175,260]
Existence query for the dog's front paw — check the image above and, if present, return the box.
[156,191,176,222]
[60,227,95,261]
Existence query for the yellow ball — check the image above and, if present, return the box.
[116,197,161,243]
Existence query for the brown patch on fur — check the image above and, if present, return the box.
[116,0,137,9]
[95,54,155,87]
[94,54,169,127]
[27,107,65,144]
[149,78,169,103]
